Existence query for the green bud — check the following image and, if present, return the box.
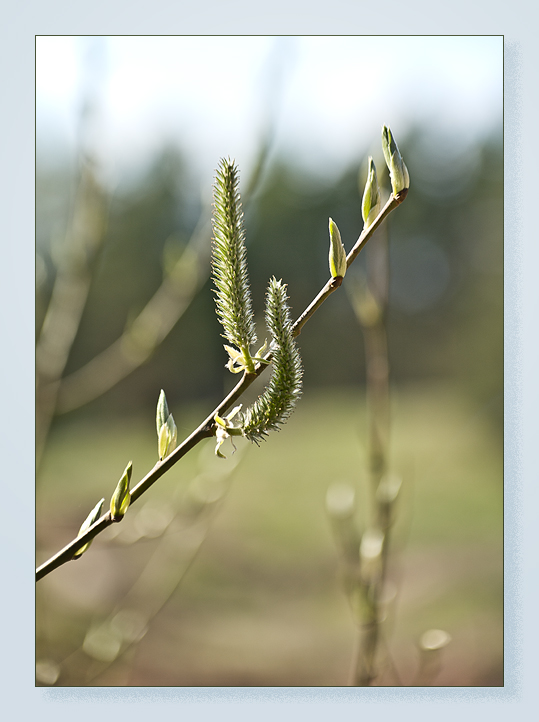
[328,218,347,278]
[158,423,169,460]
[156,389,169,436]
[156,389,178,460]
[73,498,105,559]
[158,413,177,460]
[110,461,132,521]
[361,157,381,228]
[166,413,177,450]
[381,125,410,197]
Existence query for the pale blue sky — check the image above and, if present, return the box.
[36,35,502,184]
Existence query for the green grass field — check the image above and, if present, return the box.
[36,383,502,686]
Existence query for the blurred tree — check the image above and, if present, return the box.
[36,125,502,428]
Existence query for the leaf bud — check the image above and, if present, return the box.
[110,461,132,521]
[381,125,410,197]
[156,389,169,436]
[158,413,177,459]
[328,218,347,278]
[73,498,105,559]
[361,157,381,228]
[156,389,178,459]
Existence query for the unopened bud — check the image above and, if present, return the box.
[361,157,381,228]
[110,461,132,521]
[158,424,168,460]
[73,498,105,559]
[156,389,169,436]
[328,218,347,278]
[156,389,177,460]
[381,125,410,197]
[158,413,178,460]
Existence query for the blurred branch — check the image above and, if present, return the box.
[35,159,109,464]
[36,192,406,582]
[412,629,452,685]
[351,225,391,505]
[44,449,242,685]
[36,38,110,466]
[352,232,392,687]
[54,215,210,414]
[44,41,285,420]
[294,195,400,337]
[328,211,403,687]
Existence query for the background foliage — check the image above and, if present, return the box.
[36,120,503,685]
[36,127,502,412]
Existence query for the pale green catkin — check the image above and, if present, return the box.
[211,158,257,352]
[242,277,303,442]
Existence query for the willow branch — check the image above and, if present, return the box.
[56,452,241,684]
[291,193,400,337]
[36,193,404,582]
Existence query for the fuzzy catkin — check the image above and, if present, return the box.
[242,278,303,442]
[211,159,257,351]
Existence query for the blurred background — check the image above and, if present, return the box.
[36,36,503,686]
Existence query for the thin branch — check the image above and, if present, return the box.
[36,193,404,582]
[347,218,397,687]
[292,194,400,337]
[52,452,241,685]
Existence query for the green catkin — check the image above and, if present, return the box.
[211,158,257,352]
[242,278,303,442]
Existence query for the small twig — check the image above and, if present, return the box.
[292,195,399,338]
[36,193,403,582]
